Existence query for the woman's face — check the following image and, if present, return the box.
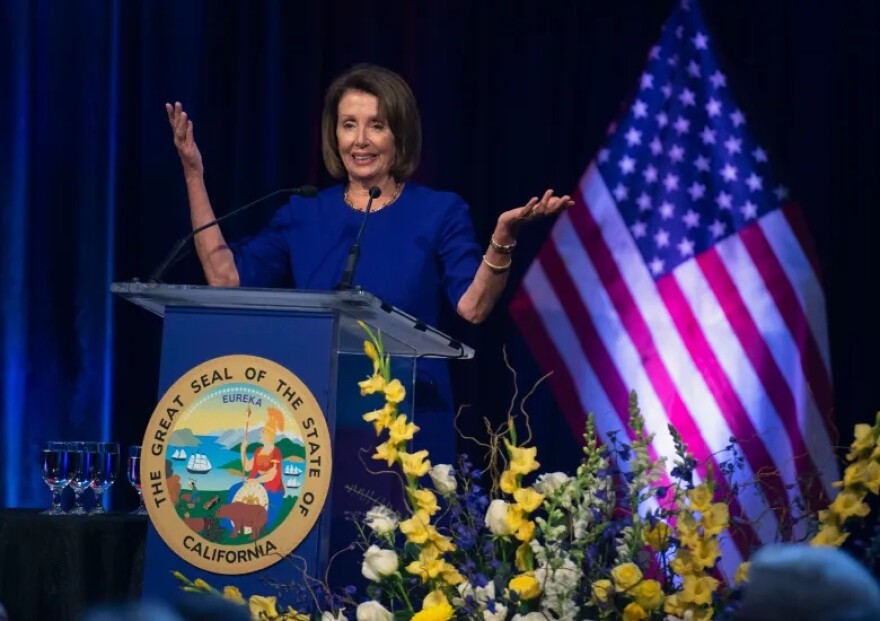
[336,89,396,186]
[261,425,273,446]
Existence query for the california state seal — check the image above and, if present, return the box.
[141,355,332,575]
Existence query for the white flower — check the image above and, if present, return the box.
[483,604,508,621]
[534,472,571,495]
[364,506,398,535]
[535,558,581,599]
[361,545,398,582]
[456,580,496,606]
[429,463,457,495]
[322,611,348,621]
[512,614,547,621]
[356,600,393,621]
[485,499,513,536]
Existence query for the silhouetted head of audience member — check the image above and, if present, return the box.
[78,593,250,621]
[734,543,880,621]
[0,600,8,621]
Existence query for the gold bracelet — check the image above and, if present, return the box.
[490,235,517,254]
[482,254,512,273]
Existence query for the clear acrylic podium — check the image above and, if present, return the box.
[111,281,473,600]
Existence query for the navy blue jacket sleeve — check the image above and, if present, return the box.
[230,203,293,288]
[437,195,482,308]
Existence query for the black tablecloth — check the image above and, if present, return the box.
[0,509,147,621]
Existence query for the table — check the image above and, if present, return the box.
[0,510,147,621]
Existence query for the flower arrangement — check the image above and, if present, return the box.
[177,328,879,620]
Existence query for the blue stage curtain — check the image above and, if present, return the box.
[2,0,879,509]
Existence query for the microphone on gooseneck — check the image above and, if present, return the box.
[147,185,319,283]
[337,185,381,290]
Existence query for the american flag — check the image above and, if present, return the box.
[510,0,837,573]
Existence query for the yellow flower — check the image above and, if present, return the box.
[441,565,465,586]
[515,542,532,572]
[411,488,439,516]
[811,524,849,547]
[664,594,684,617]
[687,484,714,513]
[592,579,614,604]
[514,518,535,543]
[400,450,432,478]
[623,602,648,621]
[249,595,279,619]
[388,414,419,445]
[734,562,750,584]
[700,502,730,537]
[383,379,406,404]
[643,521,671,551]
[411,591,454,621]
[847,423,876,460]
[504,439,541,476]
[428,531,457,554]
[676,512,701,548]
[358,373,386,395]
[680,575,719,606]
[222,585,245,605]
[693,537,721,570]
[193,578,213,592]
[364,340,380,372]
[399,511,432,545]
[500,469,519,494]
[611,562,643,591]
[631,579,663,610]
[363,403,395,435]
[505,505,525,534]
[513,487,545,513]
[670,550,698,576]
[508,574,541,600]
[372,441,399,467]
[843,460,880,495]
[830,489,871,521]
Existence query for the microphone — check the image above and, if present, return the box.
[148,185,318,283]
[337,185,381,290]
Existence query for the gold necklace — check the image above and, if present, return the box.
[344,182,403,212]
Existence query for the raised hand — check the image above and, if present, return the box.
[165,101,203,176]
[497,189,574,236]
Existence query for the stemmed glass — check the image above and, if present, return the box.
[41,441,74,515]
[69,441,99,515]
[90,442,120,514]
[128,445,147,515]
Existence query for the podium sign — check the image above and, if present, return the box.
[111,282,472,600]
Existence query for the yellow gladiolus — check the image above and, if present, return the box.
[504,439,540,476]
[591,579,614,604]
[358,373,386,395]
[632,579,663,610]
[611,562,643,591]
[508,574,541,600]
[383,378,406,404]
[363,340,380,372]
[500,469,519,494]
[811,524,849,547]
[700,502,730,537]
[515,542,532,572]
[513,487,545,513]
[843,460,880,495]
[514,518,535,543]
[676,512,701,548]
[734,561,750,584]
[388,414,419,445]
[372,441,399,467]
[847,424,876,460]
[248,595,279,619]
[363,403,396,435]
[411,488,439,516]
[670,550,699,577]
[643,521,671,551]
[399,510,432,545]
[400,450,432,478]
[693,537,721,570]
[680,575,719,606]
[687,484,713,512]
[222,585,245,605]
[623,602,648,621]
[830,489,871,521]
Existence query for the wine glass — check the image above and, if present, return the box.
[128,445,146,515]
[90,442,120,514]
[69,441,99,515]
[41,441,72,515]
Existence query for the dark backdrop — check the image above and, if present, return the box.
[1,0,878,509]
